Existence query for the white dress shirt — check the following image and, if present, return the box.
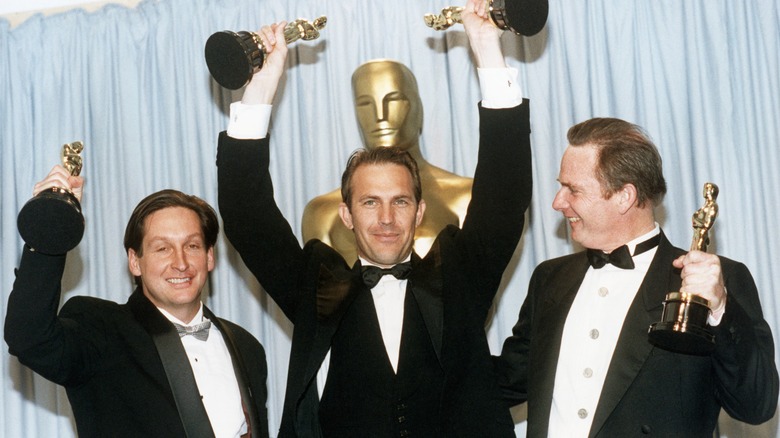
[548,227,660,437]
[158,304,247,438]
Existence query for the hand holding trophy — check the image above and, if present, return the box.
[424,0,548,36]
[648,182,720,354]
[205,16,327,90]
[17,142,85,255]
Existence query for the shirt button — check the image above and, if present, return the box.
[578,408,588,419]
[583,368,593,378]
[397,415,406,423]
[598,287,609,297]
[589,329,600,339]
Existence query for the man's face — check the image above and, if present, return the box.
[552,144,625,251]
[352,62,422,150]
[339,163,425,267]
[128,207,214,319]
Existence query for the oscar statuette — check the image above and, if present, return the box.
[424,0,548,36]
[648,182,719,355]
[205,16,327,90]
[17,141,85,255]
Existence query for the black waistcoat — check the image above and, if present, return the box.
[319,285,445,437]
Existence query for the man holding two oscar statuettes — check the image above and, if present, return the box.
[216,0,535,435]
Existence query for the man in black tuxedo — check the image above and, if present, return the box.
[496,117,778,437]
[216,0,532,435]
[5,166,268,438]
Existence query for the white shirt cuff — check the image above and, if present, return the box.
[227,101,272,139]
[477,67,524,109]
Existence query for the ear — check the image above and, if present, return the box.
[207,247,215,272]
[618,183,638,214]
[338,202,354,229]
[415,199,426,226]
[128,249,142,276]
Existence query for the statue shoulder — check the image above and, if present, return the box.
[302,188,344,244]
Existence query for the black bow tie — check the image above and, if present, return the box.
[173,320,211,341]
[586,234,661,270]
[361,262,412,289]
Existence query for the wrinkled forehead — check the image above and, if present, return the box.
[352,61,419,101]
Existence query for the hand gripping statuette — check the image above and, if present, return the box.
[205,16,327,90]
[424,0,548,36]
[17,141,85,255]
[648,182,720,355]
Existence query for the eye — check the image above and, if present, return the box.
[355,96,373,107]
[394,198,410,206]
[384,91,407,103]
[363,199,377,207]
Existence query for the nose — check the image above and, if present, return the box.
[377,100,388,123]
[552,188,568,212]
[172,248,188,271]
[378,204,394,226]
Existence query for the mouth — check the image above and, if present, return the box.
[167,277,192,285]
[371,128,396,136]
[373,232,400,243]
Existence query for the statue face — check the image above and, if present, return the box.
[352,61,423,150]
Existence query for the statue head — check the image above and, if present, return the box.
[351,59,423,151]
[703,182,718,201]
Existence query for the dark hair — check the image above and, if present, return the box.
[567,117,667,207]
[123,189,219,256]
[340,146,422,207]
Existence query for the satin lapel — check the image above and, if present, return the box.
[408,249,444,364]
[530,254,590,435]
[126,288,180,383]
[589,233,682,437]
[301,262,363,385]
[204,307,261,434]
[128,288,214,437]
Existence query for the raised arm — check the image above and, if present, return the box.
[217,22,310,320]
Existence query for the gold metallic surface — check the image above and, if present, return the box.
[690,182,719,252]
[61,141,84,176]
[301,60,472,263]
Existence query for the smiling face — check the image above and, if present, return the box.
[552,144,628,251]
[352,60,423,151]
[339,163,425,267]
[128,206,214,322]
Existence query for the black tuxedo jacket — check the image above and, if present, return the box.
[218,102,532,437]
[5,246,269,438]
[497,232,778,437]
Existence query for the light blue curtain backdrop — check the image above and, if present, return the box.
[2,0,779,436]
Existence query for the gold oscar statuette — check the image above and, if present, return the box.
[17,141,86,255]
[424,0,548,36]
[205,16,327,90]
[648,182,719,355]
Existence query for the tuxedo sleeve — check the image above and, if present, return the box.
[4,246,103,386]
[457,100,532,305]
[217,132,308,321]
[710,259,778,424]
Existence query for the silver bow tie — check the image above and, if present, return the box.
[173,320,211,341]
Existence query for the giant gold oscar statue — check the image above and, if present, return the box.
[648,182,719,355]
[301,60,473,264]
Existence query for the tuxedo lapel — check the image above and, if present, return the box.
[127,288,214,437]
[530,254,590,435]
[589,233,682,437]
[126,288,181,384]
[408,249,444,364]
[301,263,363,388]
[204,307,261,434]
